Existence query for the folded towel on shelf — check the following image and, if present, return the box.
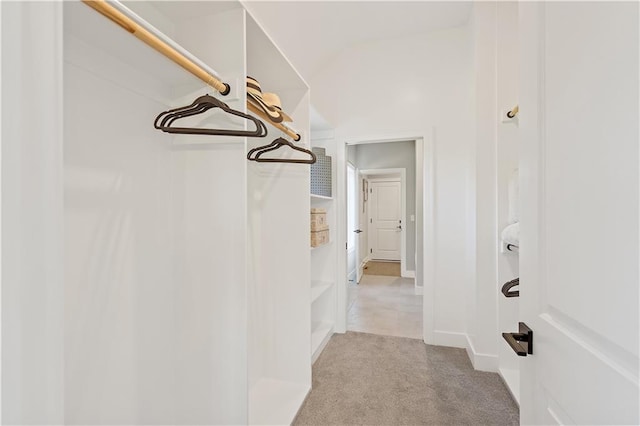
[501,222,520,248]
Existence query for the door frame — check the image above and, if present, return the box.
[356,170,366,283]
[346,161,358,283]
[361,169,406,275]
[336,135,436,345]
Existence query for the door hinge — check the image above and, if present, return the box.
[370,248,372,254]
[370,188,372,193]
[346,243,348,250]
[370,218,372,223]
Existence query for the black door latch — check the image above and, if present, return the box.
[502,322,533,356]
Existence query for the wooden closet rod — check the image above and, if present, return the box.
[247,102,301,141]
[83,0,230,95]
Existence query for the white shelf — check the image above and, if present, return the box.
[65,2,206,91]
[311,281,333,303]
[311,322,334,362]
[498,367,520,406]
[311,194,333,201]
[310,240,332,251]
[249,378,310,426]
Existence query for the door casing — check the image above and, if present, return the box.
[364,174,404,264]
[337,136,435,345]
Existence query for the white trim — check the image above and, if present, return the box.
[498,368,521,406]
[465,335,498,372]
[414,285,423,296]
[432,330,468,348]
[311,326,334,364]
[434,332,500,373]
[336,135,433,342]
[0,2,4,419]
[421,133,436,345]
[403,270,415,279]
[346,162,358,284]
[0,1,3,419]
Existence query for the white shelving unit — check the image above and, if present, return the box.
[45,2,312,425]
[245,11,312,426]
[248,379,310,426]
[311,194,333,201]
[311,321,334,363]
[311,280,333,303]
[310,137,338,363]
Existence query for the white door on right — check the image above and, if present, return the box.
[368,181,401,261]
[518,2,639,425]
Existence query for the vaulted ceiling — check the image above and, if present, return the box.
[243,1,473,80]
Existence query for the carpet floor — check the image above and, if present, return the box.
[363,261,401,277]
[294,332,519,426]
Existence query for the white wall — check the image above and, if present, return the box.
[1,3,65,423]
[350,141,417,272]
[311,26,475,344]
[62,3,249,424]
[466,2,520,374]
[466,1,499,371]
[495,1,520,396]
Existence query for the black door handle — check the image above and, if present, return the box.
[501,278,519,298]
[502,322,533,356]
[353,229,363,233]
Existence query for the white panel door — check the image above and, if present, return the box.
[517,3,639,424]
[347,163,357,282]
[369,181,401,261]
[357,173,367,283]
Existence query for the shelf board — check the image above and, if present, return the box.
[65,2,206,91]
[310,240,332,251]
[311,194,333,201]
[311,322,334,362]
[249,378,310,426]
[498,367,520,406]
[311,281,334,303]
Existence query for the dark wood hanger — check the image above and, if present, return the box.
[154,94,267,137]
[248,137,316,164]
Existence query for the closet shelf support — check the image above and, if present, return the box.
[247,102,301,141]
[82,0,230,96]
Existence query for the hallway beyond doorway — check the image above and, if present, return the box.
[347,275,421,339]
[363,260,400,277]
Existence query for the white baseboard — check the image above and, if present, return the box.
[402,269,415,278]
[498,368,521,406]
[465,335,498,372]
[431,332,498,372]
[414,285,423,295]
[432,330,468,349]
[312,329,334,364]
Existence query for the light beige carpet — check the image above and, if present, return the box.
[294,332,519,426]
[363,260,401,276]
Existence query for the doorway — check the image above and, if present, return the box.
[344,141,422,339]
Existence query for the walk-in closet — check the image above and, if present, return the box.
[3,1,316,424]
